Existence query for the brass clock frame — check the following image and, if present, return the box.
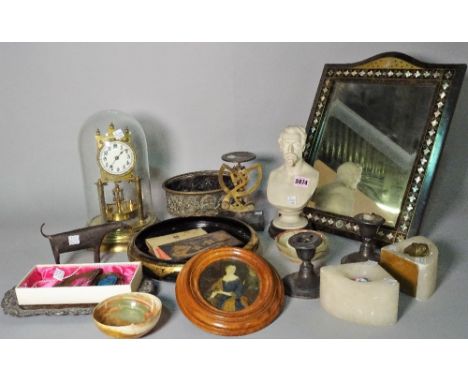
[93,123,150,251]
[97,141,136,179]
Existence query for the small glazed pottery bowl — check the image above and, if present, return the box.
[275,229,329,266]
[93,292,162,339]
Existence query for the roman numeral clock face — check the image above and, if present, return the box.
[99,141,135,175]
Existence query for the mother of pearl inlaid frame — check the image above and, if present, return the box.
[303,52,466,245]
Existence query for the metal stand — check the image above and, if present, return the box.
[268,221,285,238]
[283,231,322,299]
[218,151,262,213]
[341,213,385,264]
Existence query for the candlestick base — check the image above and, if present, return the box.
[283,272,319,299]
[268,221,285,238]
[341,251,380,264]
[268,220,314,239]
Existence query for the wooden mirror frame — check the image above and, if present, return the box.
[175,247,284,336]
[303,52,466,245]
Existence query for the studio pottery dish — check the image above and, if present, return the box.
[92,292,162,338]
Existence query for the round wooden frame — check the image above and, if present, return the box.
[175,247,284,336]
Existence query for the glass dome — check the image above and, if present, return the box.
[79,110,156,252]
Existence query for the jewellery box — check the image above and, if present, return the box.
[15,262,142,306]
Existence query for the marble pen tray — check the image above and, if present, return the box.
[1,278,155,317]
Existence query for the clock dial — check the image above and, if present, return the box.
[99,141,135,175]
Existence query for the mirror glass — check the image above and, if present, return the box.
[303,53,466,244]
[312,81,437,227]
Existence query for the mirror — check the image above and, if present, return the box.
[303,52,465,244]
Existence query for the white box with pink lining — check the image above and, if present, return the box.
[15,262,142,306]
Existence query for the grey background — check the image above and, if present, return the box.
[0,43,467,338]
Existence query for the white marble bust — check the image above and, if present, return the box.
[267,126,319,230]
[313,162,362,216]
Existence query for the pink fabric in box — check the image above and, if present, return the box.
[19,264,139,288]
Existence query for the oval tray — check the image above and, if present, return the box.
[127,216,259,281]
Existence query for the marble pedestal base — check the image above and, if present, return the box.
[320,261,399,326]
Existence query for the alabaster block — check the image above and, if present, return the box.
[380,236,438,301]
[320,261,399,326]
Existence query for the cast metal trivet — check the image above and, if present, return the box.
[283,231,322,299]
[1,278,156,317]
[341,213,385,264]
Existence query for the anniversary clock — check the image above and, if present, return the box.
[79,110,156,252]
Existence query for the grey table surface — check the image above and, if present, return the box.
[1,196,467,339]
[1,43,468,339]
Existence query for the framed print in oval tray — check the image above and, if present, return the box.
[175,247,284,336]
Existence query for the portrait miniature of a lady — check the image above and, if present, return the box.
[207,265,249,312]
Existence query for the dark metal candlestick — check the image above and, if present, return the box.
[341,213,385,264]
[283,231,322,299]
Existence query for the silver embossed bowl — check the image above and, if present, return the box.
[163,170,233,217]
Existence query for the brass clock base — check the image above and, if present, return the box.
[90,215,157,254]
[99,242,130,254]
